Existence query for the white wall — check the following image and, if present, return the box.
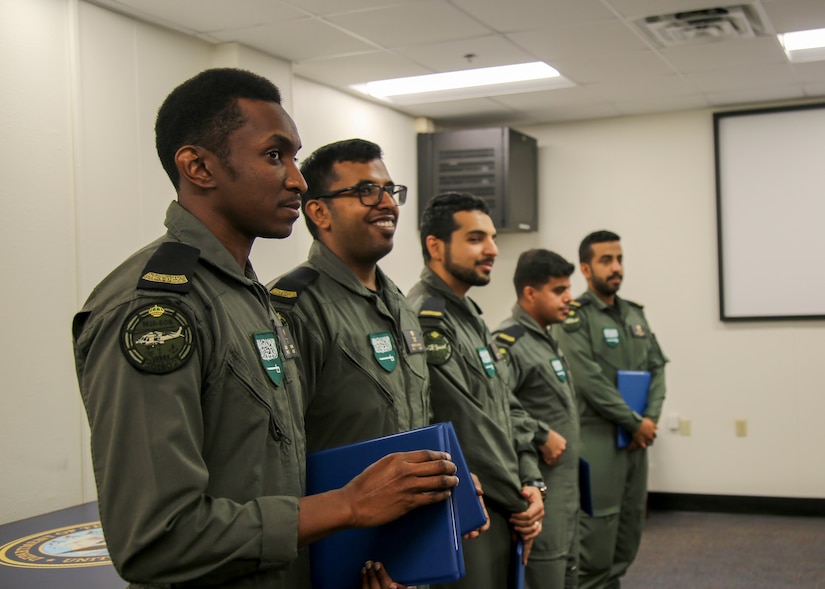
[1,0,822,526]
[472,113,825,498]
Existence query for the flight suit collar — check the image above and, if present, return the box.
[419,266,487,334]
[580,288,631,320]
[307,240,393,299]
[512,303,561,352]
[164,201,259,286]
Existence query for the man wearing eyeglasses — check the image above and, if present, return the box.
[266,138,430,453]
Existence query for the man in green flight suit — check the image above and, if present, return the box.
[266,138,430,452]
[408,192,546,589]
[554,230,668,589]
[72,69,457,589]
[494,249,581,589]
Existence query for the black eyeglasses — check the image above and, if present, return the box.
[314,182,407,207]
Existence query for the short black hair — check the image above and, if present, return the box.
[299,139,383,238]
[579,230,621,264]
[155,68,282,189]
[513,249,574,298]
[419,192,490,262]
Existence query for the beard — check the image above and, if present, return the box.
[591,272,622,296]
[444,249,492,288]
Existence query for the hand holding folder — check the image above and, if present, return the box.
[306,422,486,589]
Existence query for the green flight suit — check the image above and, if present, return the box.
[267,241,430,452]
[554,290,667,589]
[495,304,581,589]
[72,202,310,588]
[408,267,542,589]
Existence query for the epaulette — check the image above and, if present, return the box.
[417,296,446,319]
[572,297,591,307]
[494,324,526,346]
[268,266,319,305]
[137,242,200,293]
[626,299,644,309]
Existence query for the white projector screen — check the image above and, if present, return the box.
[715,103,825,321]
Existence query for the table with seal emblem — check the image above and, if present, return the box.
[0,502,123,588]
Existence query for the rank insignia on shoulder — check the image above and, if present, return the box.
[137,242,200,293]
[418,296,446,319]
[121,302,195,373]
[562,313,582,332]
[424,329,451,365]
[268,267,319,305]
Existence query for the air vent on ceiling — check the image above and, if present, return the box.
[637,5,766,47]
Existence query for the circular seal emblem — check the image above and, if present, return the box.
[121,302,194,373]
[0,522,110,569]
[424,330,452,365]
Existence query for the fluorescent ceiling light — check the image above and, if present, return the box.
[779,27,825,63]
[353,62,574,105]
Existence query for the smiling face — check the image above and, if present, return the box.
[428,209,498,297]
[305,158,399,269]
[208,98,307,242]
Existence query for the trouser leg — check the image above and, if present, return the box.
[608,450,648,586]
[577,512,618,589]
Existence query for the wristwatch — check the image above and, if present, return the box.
[524,480,547,501]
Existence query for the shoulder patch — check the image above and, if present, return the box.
[121,301,195,374]
[574,297,592,307]
[423,329,452,365]
[137,242,200,293]
[269,266,320,305]
[418,296,446,319]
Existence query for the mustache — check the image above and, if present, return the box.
[476,258,496,266]
[608,273,622,280]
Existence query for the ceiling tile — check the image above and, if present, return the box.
[452,0,616,33]
[210,18,376,61]
[762,0,825,33]
[392,35,537,72]
[661,36,790,73]
[685,62,799,93]
[325,0,490,47]
[706,84,807,106]
[96,0,305,33]
[507,20,650,62]
[295,51,429,86]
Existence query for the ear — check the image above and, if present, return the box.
[523,285,536,304]
[580,262,592,281]
[304,199,332,233]
[176,146,216,189]
[425,235,444,262]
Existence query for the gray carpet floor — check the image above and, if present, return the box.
[622,511,825,588]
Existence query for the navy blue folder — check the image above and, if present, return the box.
[616,370,651,448]
[512,539,525,589]
[578,457,594,517]
[443,421,488,535]
[306,423,471,589]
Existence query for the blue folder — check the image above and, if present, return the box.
[616,370,651,448]
[443,421,489,535]
[306,423,476,589]
[512,539,525,589]
[578,457,594,517]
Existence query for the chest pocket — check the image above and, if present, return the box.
[220,348,290,443]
